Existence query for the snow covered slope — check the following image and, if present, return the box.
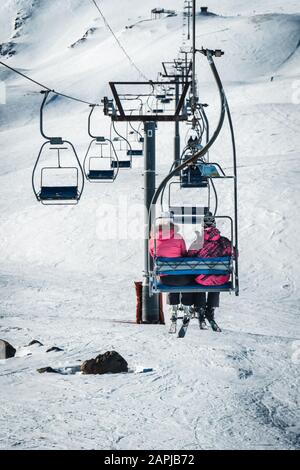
[0,0,299,450]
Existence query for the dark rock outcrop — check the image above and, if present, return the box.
[81,351,128,375]
[0,340,16,359]
[70,27,97,49]
[46,347,63,353]
[28,340,43,347]
[0,42,17,57]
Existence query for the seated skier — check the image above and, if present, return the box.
[149,217,193,317]
[186,212,233,332]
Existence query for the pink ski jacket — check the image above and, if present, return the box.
[149,226,187,258]
[188,227,232,286]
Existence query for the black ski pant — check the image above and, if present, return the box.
[182,291,220,309]
[160,275,194,306]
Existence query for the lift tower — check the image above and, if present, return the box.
[105,80,191,323]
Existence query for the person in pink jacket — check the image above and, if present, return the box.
[149,221,193,307]
[186,212,233,331]
[149,222,186,259]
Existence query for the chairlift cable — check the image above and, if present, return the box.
[90,0,150,82]
[0,60,99,106]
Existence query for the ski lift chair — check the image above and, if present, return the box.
[150,212,237,295]
[32,91,84,205]
[161,97,172,104]
[111,123,133,169]
[127,120,144,156]
[37,147,81,203]
[84,137,119,182]
[84,106,119,182]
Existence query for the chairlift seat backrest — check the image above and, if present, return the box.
[155,256,232,276]
[169,205,209,224]
[39,186,78,201]
[39,166,79,201]
[112,160,131,169]
[88,170,114,180]
[151,256,233,294]
[88,157,115,180]
[41,166,78,187]
[128,149,143,156]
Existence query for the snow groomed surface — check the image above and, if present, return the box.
[0,0,299,450]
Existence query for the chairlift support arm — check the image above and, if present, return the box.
[39,90,62,144]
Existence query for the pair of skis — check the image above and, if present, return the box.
[169,310,221,338]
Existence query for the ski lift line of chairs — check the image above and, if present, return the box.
[150,214,236,295]
[149,49,239,295]
[84,105,119,183]
[32,90,84,205]
[178,115,213,189]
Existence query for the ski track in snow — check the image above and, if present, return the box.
[0,0,300,450]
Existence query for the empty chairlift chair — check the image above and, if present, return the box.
[84,106,119,183]
[32,91,84,205]
[84,138,119,182]
[127,120,144,157]
[111,122,132,169]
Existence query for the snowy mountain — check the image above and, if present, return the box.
[0,0,299,450]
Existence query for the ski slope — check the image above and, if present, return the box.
[0,0,299,450]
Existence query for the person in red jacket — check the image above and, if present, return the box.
[149,220,193,310]
[187,212,233,331]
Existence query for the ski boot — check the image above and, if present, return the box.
[178,306,191,338]
[169,305,178,334]
[205,307,222,332]
[195,307,208,330]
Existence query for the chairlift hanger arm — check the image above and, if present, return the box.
[39,90,63,143]
[129,111,143,139]
[111,120,132,156]
[88,105,98,139]
[199,103,210,143]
